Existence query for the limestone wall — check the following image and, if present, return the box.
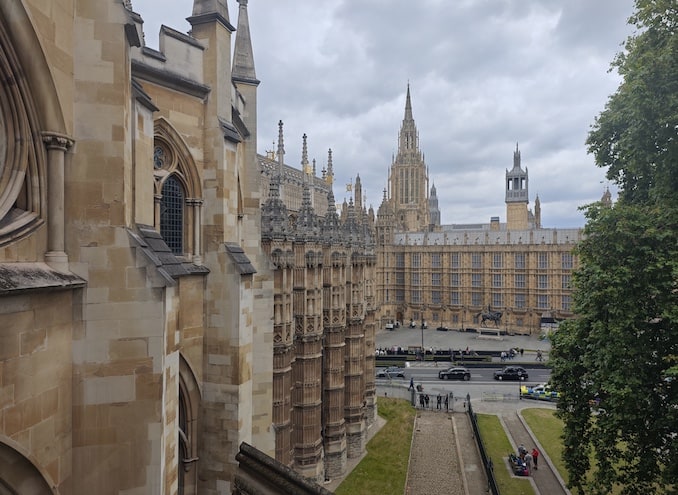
[0,291,75,492]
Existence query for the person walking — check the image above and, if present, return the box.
[409,376,414,390]
[524,452,533,475]
[531,447,539,470]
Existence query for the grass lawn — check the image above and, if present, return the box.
[334,397,415,495]
[521,408,568,485]
[476,413,535,495]
[521,407,626,495]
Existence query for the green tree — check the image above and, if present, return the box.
[550,1,678,493]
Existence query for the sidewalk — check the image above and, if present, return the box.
[376,326,552,360]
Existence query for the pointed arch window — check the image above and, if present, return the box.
[153,119,203,263]
[160,175,184,255]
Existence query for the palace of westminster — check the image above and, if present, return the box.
[0,1,603,493]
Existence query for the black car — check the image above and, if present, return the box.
[493,366,529,381]
[438,367,471,381]
[376,366,406,378]
[436,325,450,331]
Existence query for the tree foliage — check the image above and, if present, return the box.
[551,1,678,493]
[587,0,678,207]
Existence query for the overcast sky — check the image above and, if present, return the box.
[134,0,636,228]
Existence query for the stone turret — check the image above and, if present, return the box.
[505,142,529,230]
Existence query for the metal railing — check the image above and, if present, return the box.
[467,393,500,495]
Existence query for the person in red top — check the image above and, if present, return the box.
[531,448,540,470]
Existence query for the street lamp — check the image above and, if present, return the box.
[420,305,427,360]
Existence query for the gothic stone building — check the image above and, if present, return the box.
[375,87,584,335]
[0,1,376,493]
[258,127,377,481]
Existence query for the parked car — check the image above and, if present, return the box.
[520,383,559,400]
[376,366,406,378]
[493,366,528,381]
[436,325,450,331]
[438,366,471,381]
[385,322,394,330]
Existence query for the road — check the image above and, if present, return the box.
[376,365,551,382]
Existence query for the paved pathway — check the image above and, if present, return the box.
[500,409,569,495]
[402,402,570,495]
[406,412,464,494]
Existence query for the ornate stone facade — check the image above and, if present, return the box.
[260,125,376,483]
[0,1,277,494]
[376,89,582,335]
[0,2,586,494]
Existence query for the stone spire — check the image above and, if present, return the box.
[320,147,344,242]
[354,174,363,211]
[428,181,441,228]
[322,178,342,244]
[261,121,292,240]
[513,142,521,170]
[296,134,318,241]
[326,148,334,185]
[398,83,420,158]
[404,83,414,122]
[232,0,258,84]
[343,197,362,247]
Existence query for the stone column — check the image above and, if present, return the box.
[42,132,73,271]
[154,194,162,230]
[188,198,203,264]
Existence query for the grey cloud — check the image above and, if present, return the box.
[135,0,634,228]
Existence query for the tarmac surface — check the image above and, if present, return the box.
[325,328,568,494]
[375,324,552,359]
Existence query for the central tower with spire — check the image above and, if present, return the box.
[505,143,530,230]
[388,84,430,232]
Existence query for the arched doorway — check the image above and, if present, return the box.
[0,443,54,494]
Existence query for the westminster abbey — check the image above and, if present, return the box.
[0,1,588,494]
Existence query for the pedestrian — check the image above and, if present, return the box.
[531,448,539,470]
[436,393,442,409]
[444,394,449,411]
[419,393,425,409]
[424,394,430,409]
[518,444,527,459]
[524,452,533,474]
[409,376,414,390]
[520,348,524,357]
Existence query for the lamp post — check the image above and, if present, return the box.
[421,305,427,359]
